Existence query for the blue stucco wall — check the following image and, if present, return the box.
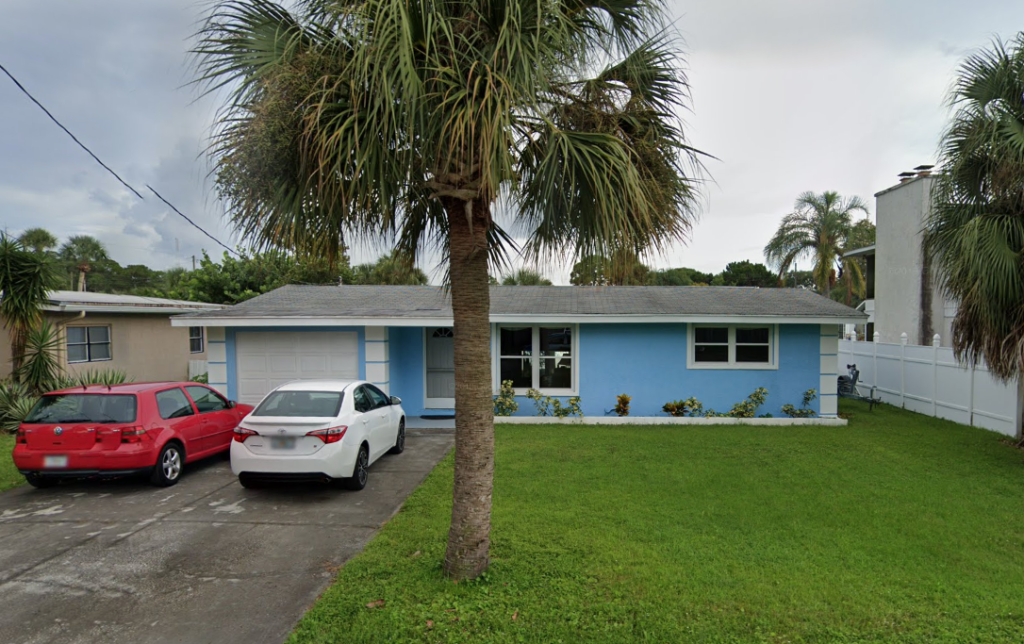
[571,323,820,417]
[222,323,822,417]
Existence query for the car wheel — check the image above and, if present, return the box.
[24,473,57,489]
[150,442,184,487]
[388,419,406,455]
[344,444,370,491]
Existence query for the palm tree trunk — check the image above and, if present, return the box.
[443,198,494,580]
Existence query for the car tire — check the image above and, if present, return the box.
[343,444,370,491]
[388,419,406,455]
[24,473,57,489]
[150,442,184,487]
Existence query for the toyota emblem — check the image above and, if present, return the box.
[54,426,64,436]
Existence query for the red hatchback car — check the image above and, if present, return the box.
[13,382,253,488]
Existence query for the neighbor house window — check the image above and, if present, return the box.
[189,327,204,353]
[497,325,575,392]
[689,325,777,369]
[66,326,111,363]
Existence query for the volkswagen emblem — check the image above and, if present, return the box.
[278,428,286,434]
[54,426,64,436]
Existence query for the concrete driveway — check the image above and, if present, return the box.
[0,430,453,644]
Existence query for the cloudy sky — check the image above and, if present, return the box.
[1,1,1021,283]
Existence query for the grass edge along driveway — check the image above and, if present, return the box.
[0,434,21,493]
[288,401,1024,644]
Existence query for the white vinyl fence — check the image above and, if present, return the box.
[839,334,1022,438]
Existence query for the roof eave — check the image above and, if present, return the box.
[172,313,868,327]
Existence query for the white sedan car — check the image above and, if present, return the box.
[231,380,406,490]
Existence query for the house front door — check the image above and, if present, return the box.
[424,328,455,409]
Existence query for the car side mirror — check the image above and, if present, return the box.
[390,396,402,406]
[228,400,237,409]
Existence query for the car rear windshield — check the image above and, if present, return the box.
[24,394,138,424]
[252,391,344,417]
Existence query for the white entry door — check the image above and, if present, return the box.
[424,327,455,408]
[236,331,359,405]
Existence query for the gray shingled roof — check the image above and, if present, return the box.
[176,284,865,320]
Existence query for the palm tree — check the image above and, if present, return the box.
[18,228,58,255]
[350,251,429,285]
[0,235,60,374]
[926,34,1024,382]
[500,269,553,286]
[763,191,869,297]
[58,235,110,291]
[195,0,703,578]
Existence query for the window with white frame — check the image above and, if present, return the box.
[66,326,112,363]
[189,327,204,353]
[497,325,575,391]
[689,325,776,369]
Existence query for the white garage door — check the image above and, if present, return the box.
[236,331,359,405]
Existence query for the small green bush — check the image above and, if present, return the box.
[782,389,818,418]
[526,389,582,418]
[493,380,518,416]
[726,387,769,418]
[0,381,38,434]
[662,400,689,417]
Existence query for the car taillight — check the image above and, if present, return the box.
[306,426,347,444]
[16,425,26,444]
[233,427,258,443]
[121,426,147,444]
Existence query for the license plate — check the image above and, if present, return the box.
[270,437,296,450]
[43,455,68,469]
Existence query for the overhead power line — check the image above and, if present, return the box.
[0,62,238,256]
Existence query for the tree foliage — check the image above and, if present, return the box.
[926,34,1024,381]
[763,191,869,297]
[349,251,428,285]
[167,250,346,304]
[719,261,777,287]
[0,235,61,374]
[500,269,553,286]
[19,228,58,255]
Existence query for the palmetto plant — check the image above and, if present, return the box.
[500,268,553,286]
[194,0,704,578]
[926,34,1024,383]
[763,191,869,298]
[0,234,60,374]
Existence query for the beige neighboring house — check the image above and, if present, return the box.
[0,291,225,382]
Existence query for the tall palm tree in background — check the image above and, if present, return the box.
[764,191,869,298]
[0,235,59,374]
[926,34,1024,383]
[195,0,703,578]
[58,235,110,291]
[18,228,58,255]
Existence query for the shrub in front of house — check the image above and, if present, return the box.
[614,394,631,417]
[526,389,582,418]
[493,380,518,417]
[782,389,818,418]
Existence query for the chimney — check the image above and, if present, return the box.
[898,171,916,183]
[913,164,934,178]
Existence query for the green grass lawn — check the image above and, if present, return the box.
[293,401,1024,643]
[0,434,23,492]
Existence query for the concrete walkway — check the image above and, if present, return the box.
[0,430,453,644]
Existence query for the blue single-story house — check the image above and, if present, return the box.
[172,285,866,419]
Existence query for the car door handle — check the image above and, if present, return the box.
[361,418,368,424]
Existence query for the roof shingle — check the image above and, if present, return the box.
[176,284,865,321]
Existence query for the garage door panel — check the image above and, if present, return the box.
[235,332,360,405]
